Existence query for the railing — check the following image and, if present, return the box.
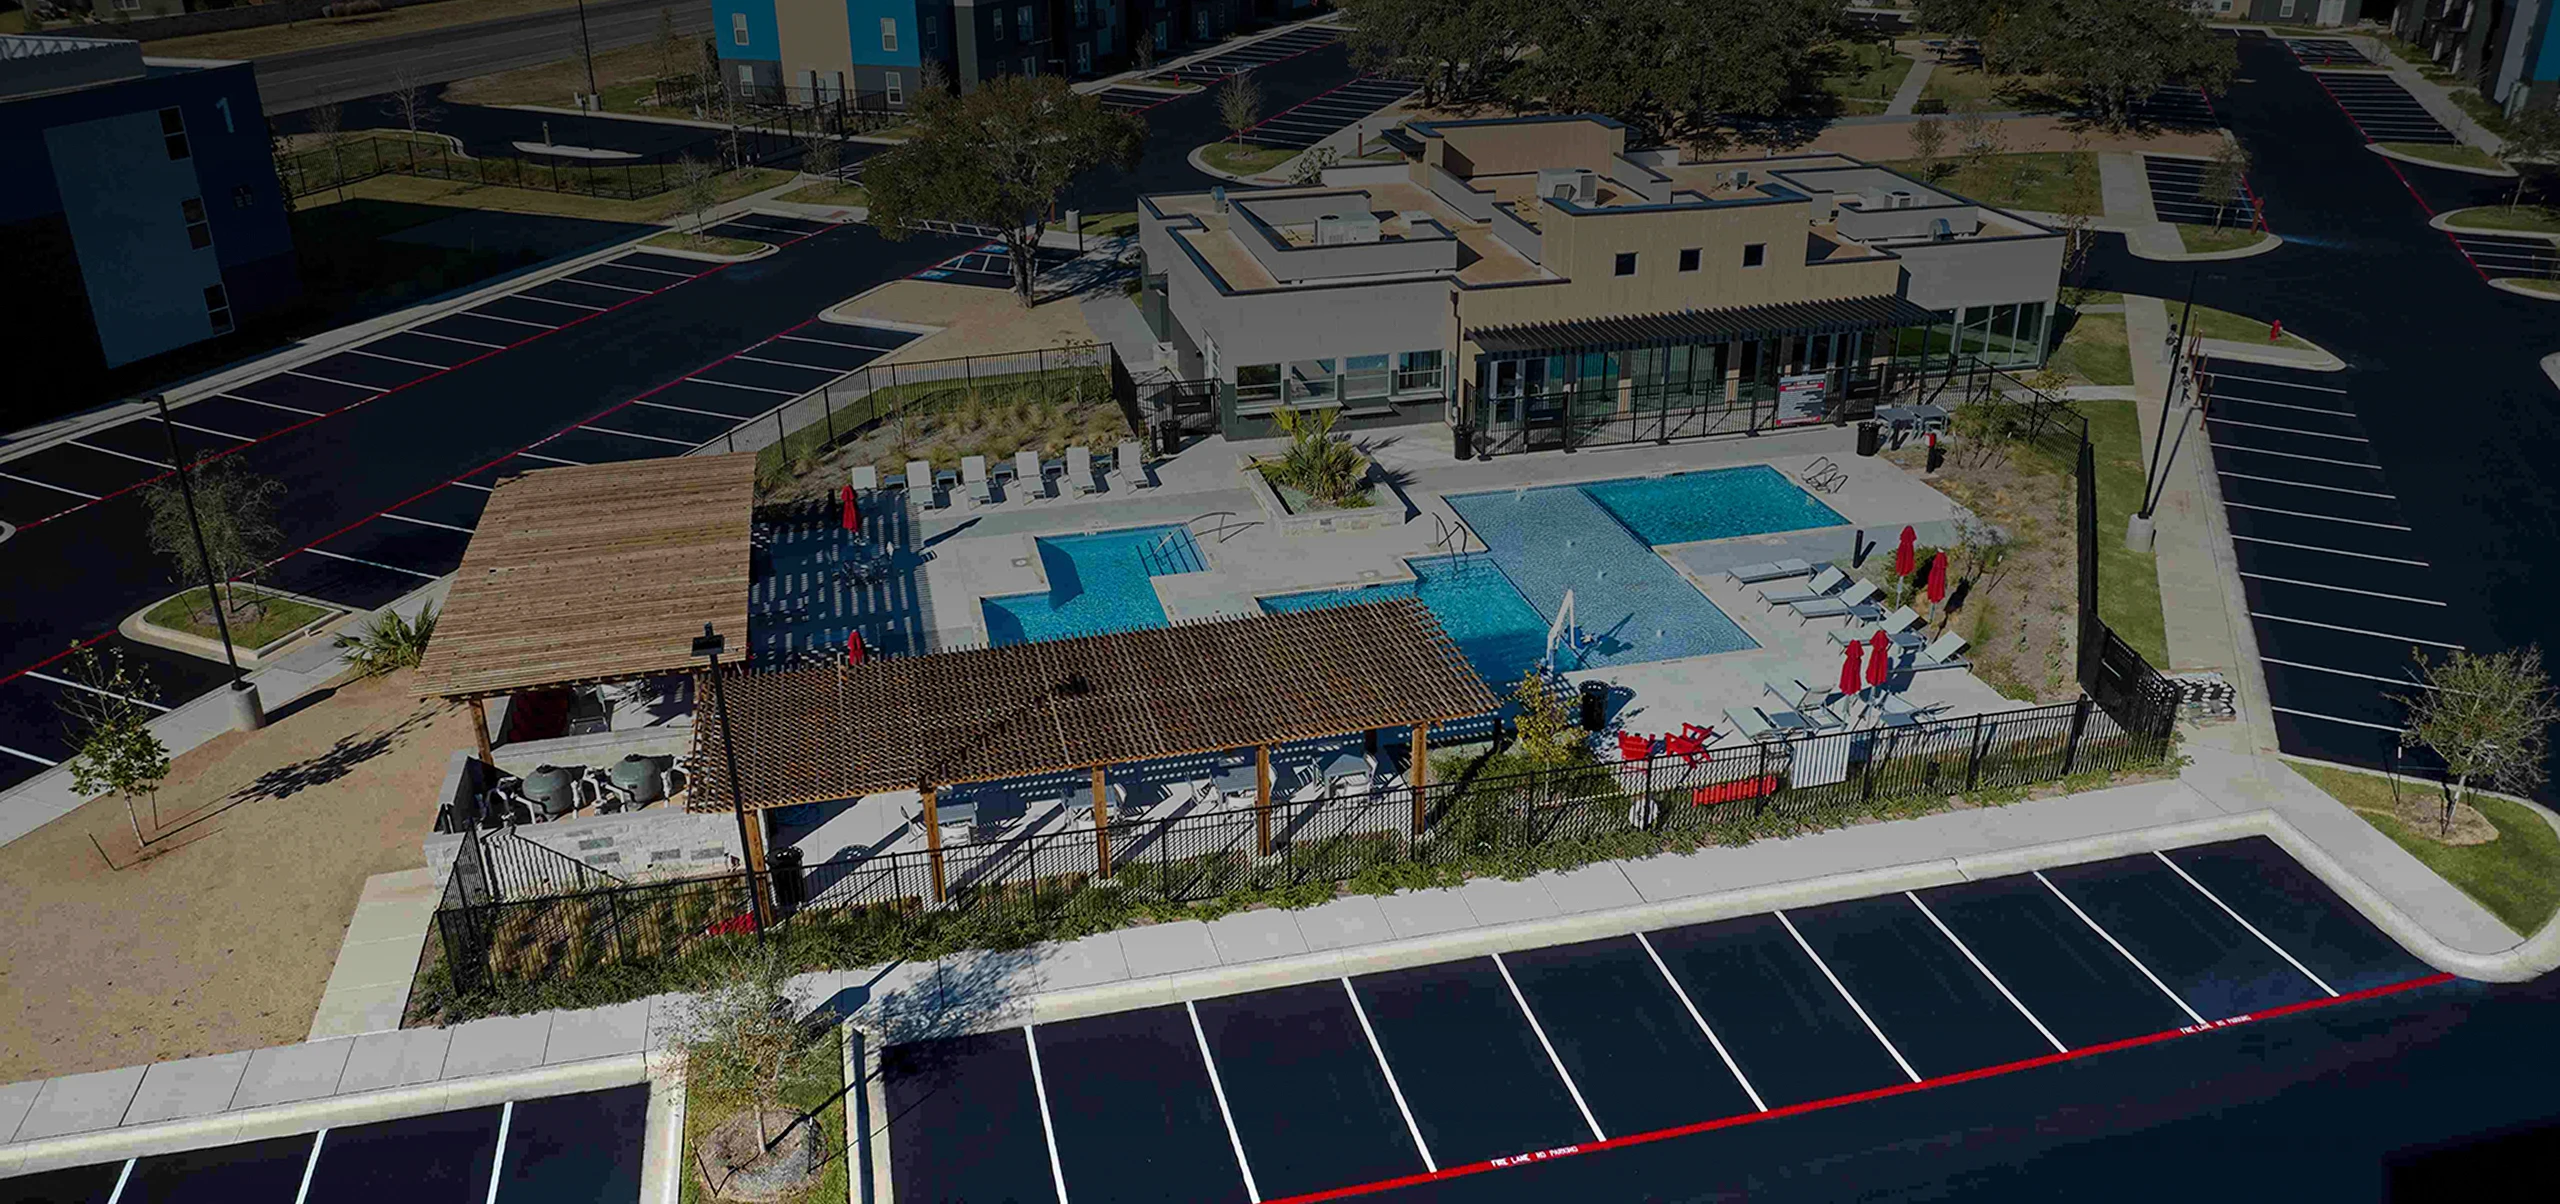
[276,119,838,203]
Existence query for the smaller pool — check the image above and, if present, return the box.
[1260,555,1549,689]
[983,525,1205,645]
[1582,465,1847,546]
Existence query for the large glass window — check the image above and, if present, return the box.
[1394,350,1442,394]
[880,17,898,51]
[1236,364,1281,406]
[1342,354,1392,402]
[1286,359,1337,403]
[1958,305,1993,358]
[160,107,189,160]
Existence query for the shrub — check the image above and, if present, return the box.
[337,604,438,676]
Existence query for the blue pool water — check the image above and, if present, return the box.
[1582,465,1848,546]
[983,525,1206,645]
[1446,486,1758,671]
[1259,555,1552,688]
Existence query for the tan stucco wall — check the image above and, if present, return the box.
[1457,200,1902,330]
[775,0,854,89]
[1429,120,1628,179]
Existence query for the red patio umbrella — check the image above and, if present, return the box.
[1840,638,1864,697]
[1927,552,1949,606]
[1894,526,1917,578]
[841,485,860,531]
[847,629,867,664]
[1868,631,1892,688]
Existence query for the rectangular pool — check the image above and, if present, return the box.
[1580,465,1847,547]
[1259,555,1551,689]
[983,524,1207,645]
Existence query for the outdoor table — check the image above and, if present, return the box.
[1208,761,1259,805]
[1313,748,1371,795]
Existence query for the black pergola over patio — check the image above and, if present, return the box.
[691,599,1498,901]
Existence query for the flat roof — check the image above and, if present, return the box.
[688,598,1498,810]
[414,454,757,700]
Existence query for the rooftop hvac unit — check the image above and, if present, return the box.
[1535,168,1598,204]
[1930,216,1954,241]
[1892,190,1915,209]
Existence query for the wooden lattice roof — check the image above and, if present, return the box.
[690,599,1497,811]
[415,454,757,700]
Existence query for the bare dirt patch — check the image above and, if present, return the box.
[1883,441,2080,702]
[0,671,468,1082]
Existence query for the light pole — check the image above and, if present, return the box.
[151,393,264,731]
[694,623,770,937]
[574,0,600,107]
[2128,271,2204,552]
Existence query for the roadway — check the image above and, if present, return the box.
[248,0,712,115]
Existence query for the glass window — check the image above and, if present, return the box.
[159,107,188,161]
[1155,21,1168,50]
[1237,364,1281,405]
[885,71,904,106]
[1741,243,1765,268]
[1022,55,1037,75]
[1613,251,1637,277]
[2016,301,2048,363]
[180,197,211,250]
[1287,359,1337,403]
[1679,248,1700,272]
[1019,6,1034,40]
[1074,0,1090,27]
[880,17,898,52]
[1958,305,1993,357]
[1343,354,1391,401]
[990,12,1005,43]
[737,64,755,90]
[203,283,232,334]
[1075,42,1092,73]
[731,13,748,45]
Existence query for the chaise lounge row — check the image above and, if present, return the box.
[852,439,1156,510]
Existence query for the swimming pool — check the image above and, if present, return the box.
[1445,485,1759,671]
[983,525,1207,645]
[1260,555,1552,689]
[1582,465,1848,546]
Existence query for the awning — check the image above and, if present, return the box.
[1471,294,1938,354]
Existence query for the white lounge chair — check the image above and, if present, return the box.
[849,465,878,492]
[1758,566,1848,608]
[1763,677,1827,711]
[1013,449,1047,501]
[1726,558,1814,585]
[1827,606,1924,647]
[1117,440,1155,489]
[905,459,938,508]
[962,455,994,506]
[1791,580,1881,623]
[1068,445,1100,495]
[1910,632,1971,671]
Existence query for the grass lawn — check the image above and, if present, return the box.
[2081,399,2167,666]
[2444,205,2560,234]
[678,1026,847,1204]
[144,589,331,650]
[1818,42,1915,112]
[146,0,580,59]
[1917,65,2063,112]
[2445,88,2513,138]
[2512,279,2560,297]
[318,167,792,224]
[647,231,767,256]
[2293,761,2560,936]
[2379,141,2508,171]
[2062,289,2125,307]
[2049,310,2132,386]
[1079,209,1140,240]
[2377,33,2438,66]
[445,40,687,112]
[2184,303,2315,350]
[779,180,868,208]
[2177,224,2270,254]
[1877,152,2101,214]
[1201,141,1298,177]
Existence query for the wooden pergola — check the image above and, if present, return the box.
[691,598,1498,900]
[413,453,759,759]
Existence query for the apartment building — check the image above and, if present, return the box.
[710,0,1266,103]
[1136,115,2063,454]
[2396,0,2560,113]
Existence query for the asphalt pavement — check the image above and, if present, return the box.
[249,0,712,114]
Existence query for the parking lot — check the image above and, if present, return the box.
[1148,25,1342,87]
[2124,83,2217,130]
[2197,358,2465,759]
[1238,73,1419,152]
[1095,85,1190,115]
[2142,153,2263,229]
[2283,38,2371,67]
[884,837,2442,1203]
[2445,230,2559,281]
[912,241,1080,289]
[2311,71,2459,145]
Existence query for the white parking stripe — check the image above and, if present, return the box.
[1022,1026,1072,1204]
[689,377,798,396]
[1492,953,1606,1141]
[1184,1002,1262,1202]
[511,293,607,311]
[67,440,171,469]
[1906,892,2066,1053]
[344,347,452,370]
[405,328,507,349]
[2218,471,2394,499]
[1342,978,1437,1172]
[1,471,100,500]
[2204,372,2346,393]
[451,481,495,491]
[307,547,441,579]
[293,1129,326,1204]
[605,260,696,276]
[1634,931,1765,1112]
[734,353,842,372]
[2252,611,2464,648]
[2207,393,2351,416]
[634,399,750,420]
[461,311,558,329]
[2032,870,2207,1026]
[2206,417,2369,443]
[516,451,586,465]
[581,424,699,447]
[284,369,387,393]
[778,332,890,348]
[0,741,55,766]
[171,420,254,443]
[382,511,475,533]
[560,276,652,293]
[224,393,327,416]
[2224,501,2409,529]
[2240,572,2445,606]
[2262,657,2430,688]
[2271,705,2409,733]
[483,1102,513,1204]
[25,670,174,712]
[1775,910,1920,1083]
[2210,441,2380,470]
[2152,851,2339,998]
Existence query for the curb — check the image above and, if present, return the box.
[1187,142,1288,186]
[2366,142,2516,178]
[2489,278,2560,302]
[2428,207,2560,242]
[2132,229,2286,262]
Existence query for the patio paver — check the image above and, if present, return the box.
[231,1040,357,1110]
[123,1052,252,1126]
[1292,896,1396,952]
[1205,909,1312,964]
[1537,864,1645,914]
[542,1001,650,1065]
[1458,877,1561,927]
[337,1028,451,1094]
[439,1014,550,1079]
[1116,922,1222,978]
[13,1065,146,1141]
[1376,889,1476,939]
[0,1080,42,1144]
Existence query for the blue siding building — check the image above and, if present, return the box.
[0,35,296,407]
[711,0,1275,104]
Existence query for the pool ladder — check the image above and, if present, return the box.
[1137,529,1208,576]
[1433,514,1481,560]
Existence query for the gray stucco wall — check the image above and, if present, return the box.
[1144,211,1453,385]
[1891,234,2065,313]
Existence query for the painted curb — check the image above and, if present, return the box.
[2366,142,2516,178]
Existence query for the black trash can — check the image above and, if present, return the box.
[1453,422,1474,461]
[1856,421,1882,457]
[1579,680,1608,731]
[1156,420,1182,457]
[768,846,805,916]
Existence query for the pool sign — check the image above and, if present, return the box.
[1776,373,1830,426]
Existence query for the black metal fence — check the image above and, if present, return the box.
[277,117,842,203]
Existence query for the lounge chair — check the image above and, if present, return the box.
[1910,632,1971,671]
[1763,677,1829,711]
[1869,693,1948,728]
[1068,446,1099,495]
[905,459,937,507]
[962,455,994,506]
[1726,558,1814,585]
[1827,606,1924,647]
[1757,566,1849,608]
[1118,440,1155,489]
[1013,449,1047,501]
[1790,580,1881,623]
[1726,705,1813,740]
[849,465,878,492]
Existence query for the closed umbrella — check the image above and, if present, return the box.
[1927,552,1949,606]
[1840,638,1864,698]
[847,629,867,664]
[1868,630,1892,689]
[1895,525,1917,578]
[841,485,860,531]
